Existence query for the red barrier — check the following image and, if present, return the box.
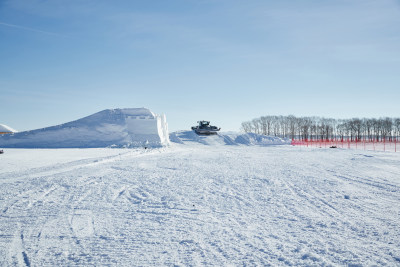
[291,138,398,152]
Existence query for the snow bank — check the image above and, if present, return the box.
[0,108,169,148]
[170,130,291,146]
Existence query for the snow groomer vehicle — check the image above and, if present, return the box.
[191,121,221,135]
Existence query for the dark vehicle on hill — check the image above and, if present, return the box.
[191,121,221,135]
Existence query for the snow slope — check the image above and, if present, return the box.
[0,124,17,133]
[170,130,291,146]
[0,108,169,148]
[1,144,399,266]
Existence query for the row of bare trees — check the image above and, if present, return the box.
[241,115,400,141]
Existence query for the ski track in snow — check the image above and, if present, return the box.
[0,144,400,266]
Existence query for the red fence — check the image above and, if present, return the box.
[291,138,398,152]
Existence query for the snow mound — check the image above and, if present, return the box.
[0,108,169,148]
[0,124,17,133]
[170,130,290,146]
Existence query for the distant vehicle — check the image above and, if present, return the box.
[191,121,221,135]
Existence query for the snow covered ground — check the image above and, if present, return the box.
[1,139,400,266]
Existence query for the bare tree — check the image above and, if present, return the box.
[241,121,252,133]
[394,118,400,141]
[241,115,398,144]
[252,119,261,134]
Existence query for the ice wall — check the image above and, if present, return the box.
[124,109,169,146]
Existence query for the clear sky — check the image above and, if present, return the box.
[1,0,400,132]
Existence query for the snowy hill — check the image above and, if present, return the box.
[0,108,169,148]
[170,130,291,146]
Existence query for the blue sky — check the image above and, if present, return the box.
[1,0,400,132]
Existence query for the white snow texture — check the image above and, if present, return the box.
[1,141,400,266]
[170,130,291,146]
[0,108,169,148]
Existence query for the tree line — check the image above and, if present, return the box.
[241,115,400,141]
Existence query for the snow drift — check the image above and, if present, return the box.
[0,108,169,148]
[170,130,291,146]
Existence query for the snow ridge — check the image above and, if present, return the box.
[170,130,291,146]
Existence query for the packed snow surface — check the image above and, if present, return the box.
[0,108,169,148]
[1,140,400,265]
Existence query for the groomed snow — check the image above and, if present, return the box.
[1,140,399,265]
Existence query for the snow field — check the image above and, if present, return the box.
[0,144,400,266]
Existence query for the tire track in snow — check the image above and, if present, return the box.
[26,186,58,209]
[1,156,117,266]
[328,170,399,193]
[0,148,156,182]
[9,227,31,267]
[276,168,343,228]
